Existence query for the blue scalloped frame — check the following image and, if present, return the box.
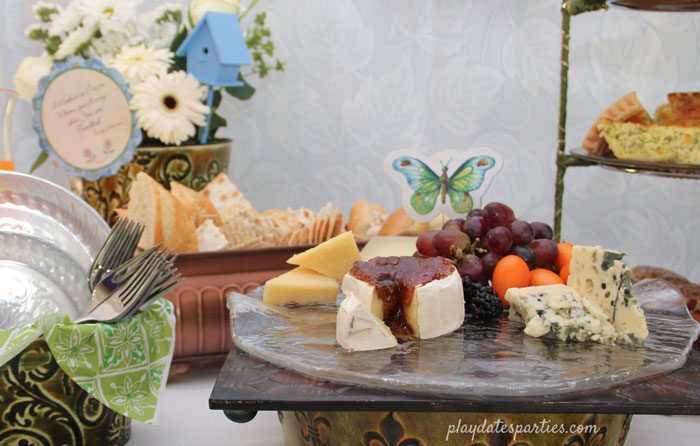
[31,57,142,181]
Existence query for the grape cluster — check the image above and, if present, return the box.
[415,202,558,283]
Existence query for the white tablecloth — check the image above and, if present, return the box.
[130,366,699,445]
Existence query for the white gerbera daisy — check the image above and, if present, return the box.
[131,72,210,145]
[54,20,97,59]
[108,45,173,86]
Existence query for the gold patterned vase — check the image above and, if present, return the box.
[0,340,130,446]
[72,140,231,225]
[278,411,632,446]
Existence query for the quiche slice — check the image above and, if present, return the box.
[597,119,700,165]
[582,92,652,156]
[655,92,700,127]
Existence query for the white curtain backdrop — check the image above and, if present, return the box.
[1,0,699,280]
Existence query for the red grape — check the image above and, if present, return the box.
[485,227,514,254]
[413,251,429,258]
[529,239,558,267]
[509,220,534,245]
[463,216,488,241]
[468,208,483,217]
[511,245,536,269]
[433,230,470,257]
[442,218,465,232]
[531,222,553,240]
[456,254,483,281]
[416,231,440,257]
[480,252,502,278]
[483,202,516,228]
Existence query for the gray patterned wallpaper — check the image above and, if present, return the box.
[1,0,699,280]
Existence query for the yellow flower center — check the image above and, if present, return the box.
[103,7,115,17]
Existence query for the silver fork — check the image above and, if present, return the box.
[121,254,181,320]
[83,247,159,316]
[77,249,180,324]
[88,218,144,292]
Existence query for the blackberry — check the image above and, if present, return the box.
[461,277,503,321]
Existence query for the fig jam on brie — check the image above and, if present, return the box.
[336,256,465,351]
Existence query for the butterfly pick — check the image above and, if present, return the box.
[384,149,503,222]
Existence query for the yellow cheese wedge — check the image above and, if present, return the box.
[263,267,340,306]
[360,236,418,261]
[287,231,360,281]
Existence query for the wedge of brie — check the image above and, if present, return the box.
[336,294,398,351]
[336,268,464,351]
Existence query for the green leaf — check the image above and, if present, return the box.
[29,152,49,173]
[225,75,255,101]
[209,113,227,139]
[169,27,189,71]
[212,90,222,109]
[170,28,188,53]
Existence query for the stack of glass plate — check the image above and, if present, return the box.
[0,172,108,329]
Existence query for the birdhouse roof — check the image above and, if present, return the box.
[176,11,252,65]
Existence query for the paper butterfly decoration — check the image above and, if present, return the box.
[386,149,503,221]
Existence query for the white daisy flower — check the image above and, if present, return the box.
[108,45,173,86]
[78,0,140,37]
[54,20,98,59]
[77,0,140,23]
[131,72,210,146]
[48,2,83,36]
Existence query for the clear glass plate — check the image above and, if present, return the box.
[229,279,700,397]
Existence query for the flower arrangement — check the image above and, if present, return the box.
[15,0,283,170]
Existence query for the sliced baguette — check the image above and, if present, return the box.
[128,172,198,252]
[170,181,222,227]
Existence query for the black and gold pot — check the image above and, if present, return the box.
[278,411,632,446]
[0,340,130,446]
[72,139,231,225]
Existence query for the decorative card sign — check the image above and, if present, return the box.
[385,149,503,222]
[32,58,141,180]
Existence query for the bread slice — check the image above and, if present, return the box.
[379,208,430,236]
[115,208,129,220]
[128,172,198,252]
[200,172,254,212]
[582,92,652,156]
[197,219,228,251]
[347,200,387,241]
[170,181,221,227]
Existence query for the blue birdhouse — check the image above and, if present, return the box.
[176,11,252,87]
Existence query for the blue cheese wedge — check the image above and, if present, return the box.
[567,245,648,344]
[506,285,618,344]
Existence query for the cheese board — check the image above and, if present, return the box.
[227,279,699,398]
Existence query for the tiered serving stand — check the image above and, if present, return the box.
[552,0,700,240]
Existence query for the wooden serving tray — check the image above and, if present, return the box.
[210,346,700,418]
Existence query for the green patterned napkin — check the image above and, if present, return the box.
[0,298,175,424]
